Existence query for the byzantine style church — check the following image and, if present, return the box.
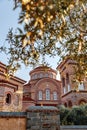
[0,58,87,111]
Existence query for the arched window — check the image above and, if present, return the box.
[68,84,71,92]
[62,77,66,94]
[62,77,65,87]
[38,91,42,100]
[34,74,37,79]
[66,73,69,84]
[78,82,84,90]
[44,73,48,77]
[68,100,72,108]
[53,92,57,100]
[39,73,43,78]
[46,89,50,100]
[64,87,66,94]
[64,102,67,107]
[66,73,70,91]
[6,93,11,104]
[79,100,86,105]
[31,75,34,79]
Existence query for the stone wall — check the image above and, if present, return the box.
[0,106,60,130]
[0,111,87,130]
[60,126,87,130]
[26,106,60,130]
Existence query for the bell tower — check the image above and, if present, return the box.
[57,58,87,107]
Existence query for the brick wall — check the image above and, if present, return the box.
[0,118,26,130]
[0,112,26,130]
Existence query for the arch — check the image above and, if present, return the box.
[6,93,11,104]
[35,78,61,90]
[68,100,72,108]
[79,99,87,105]
[64,102,67,107]
[34,78,61,101]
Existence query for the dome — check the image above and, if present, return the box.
[29,66,57,80]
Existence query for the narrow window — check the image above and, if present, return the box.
[78,82,84,90]
[62,77,66,94]
[40,73,43,78]
[64,87,66,94]
[62,77,65,87]
[68,100,72,108]
[46,89,50,100]
[66,73,69,84]
[6,93,11,104]
[53,92,57,100]
[66,73,70,91]
[34,74,37,79]
[68,84,71,92]
[38,91,42,100]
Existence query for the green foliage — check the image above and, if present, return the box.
[60,104,87,125]
[0,0,87,80]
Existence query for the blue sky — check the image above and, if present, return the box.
[0,0,60,81]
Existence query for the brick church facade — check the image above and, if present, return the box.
[22,66,61,111]
[0,58,87,112]
[0,62,26,111]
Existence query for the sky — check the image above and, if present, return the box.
[0,0,60,81]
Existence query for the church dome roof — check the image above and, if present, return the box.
[30,65,57,75]
[29,65,57,80]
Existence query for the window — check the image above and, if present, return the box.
[64,102,67,107]
[53,92,57,100]
[78,82,84,90]
[34,74,37,79]
[45,73,48,77]
[39,73,43,78]
[38,91,42,100]
[68,84,71,92]
[79,100,86,105]
[64,87,66,94]
[66,73,69,84]
[68,100,72,108]
[6,93,11,104]
[46,89,50,100]
[31,75,34,79]
[66,73,70,91]
[62,77,65,87]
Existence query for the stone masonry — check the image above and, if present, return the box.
[26,106,60,130]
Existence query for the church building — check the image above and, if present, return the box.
[0,58,87,112]
[22,66,61,111]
